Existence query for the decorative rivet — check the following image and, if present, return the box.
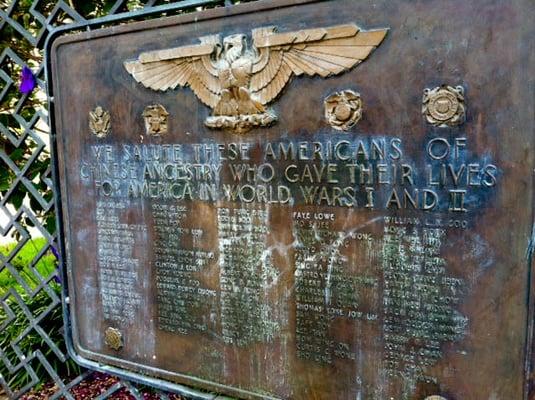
[104,327,123,350]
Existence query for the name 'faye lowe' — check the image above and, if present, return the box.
[80,137,499,212]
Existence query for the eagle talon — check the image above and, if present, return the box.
[205,112,277,134]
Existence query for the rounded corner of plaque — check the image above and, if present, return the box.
[67,338,94,367]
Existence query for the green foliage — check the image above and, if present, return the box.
[0,238,57,296]
[0,238,80,391]
[0,284,81,391]
[0,15,52,240]
[0,0,115,240]
[0,129,54,240]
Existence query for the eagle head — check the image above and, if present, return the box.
[223,34,247,63]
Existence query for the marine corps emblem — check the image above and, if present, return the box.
[124,23,388,134]
[89,106,111,138]
[324,89,363,131]
[422,85,466,127]
[142,104,169,136]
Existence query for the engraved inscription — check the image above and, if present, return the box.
[96,200,145,324]
[152,203,216,335]
[381,219,467,392]
[79,137,498,215]
[217,207,280,346]
[293,212,379,365]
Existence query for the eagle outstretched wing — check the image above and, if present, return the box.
[250,24,388,105]
[123,35,222,109]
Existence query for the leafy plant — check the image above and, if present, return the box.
[0,238,57,296]
[0,284,80,391]
[0,239,79,391]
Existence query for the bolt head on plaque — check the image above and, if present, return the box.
[325,90,363,131]
[104,327,123,350]
[89,106,111,138]
[422,85,465,127]
[143,104,169,136]
[424,396,447,400]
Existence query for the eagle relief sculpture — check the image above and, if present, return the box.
[124,23,388,134]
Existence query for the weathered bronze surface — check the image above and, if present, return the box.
[50,0,534,399]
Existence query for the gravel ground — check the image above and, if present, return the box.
[19,373,187,400]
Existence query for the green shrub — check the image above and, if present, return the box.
[0,238,57,296]
[0,238,80,391]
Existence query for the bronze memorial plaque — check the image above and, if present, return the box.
[49,0,534,399]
